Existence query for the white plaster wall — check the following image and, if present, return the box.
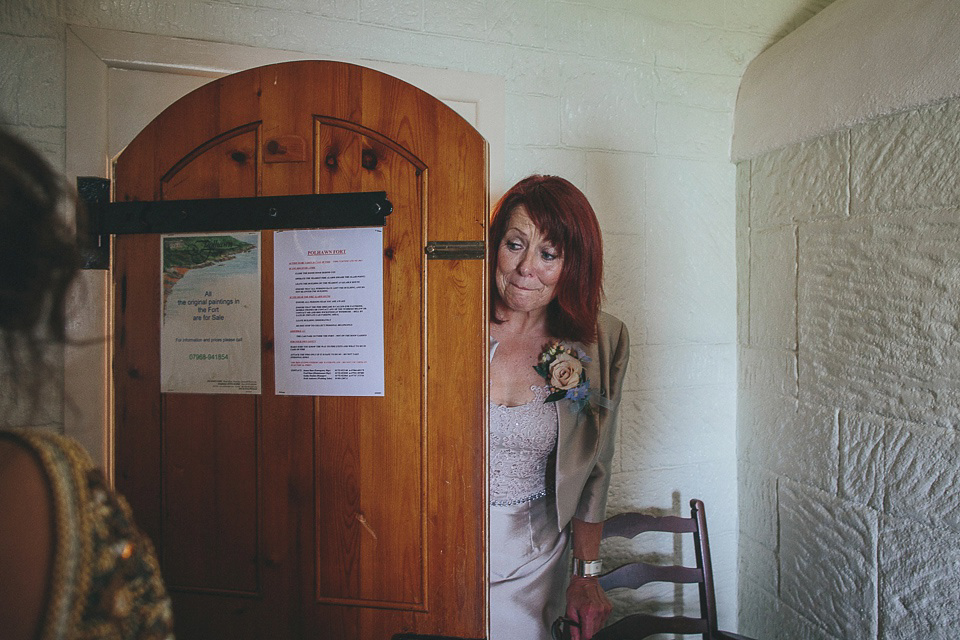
[739,96,960,640]
[735,0,960,637]
[1,0,836,632]
[733,0,960,161]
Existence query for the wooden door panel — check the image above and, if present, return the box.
[114,230,163,540]
[314,123,426,609]
[162,394,259,594]
[116,111,270,638]
[153,123,261,597]
[114,61,487,640]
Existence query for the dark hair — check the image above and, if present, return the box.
[489,175,603,343]
[0,128,82,409]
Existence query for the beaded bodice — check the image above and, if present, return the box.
[489,385,558,506]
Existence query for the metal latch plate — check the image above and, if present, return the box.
[424,241,485,260]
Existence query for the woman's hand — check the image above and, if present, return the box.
[564,575,612,639]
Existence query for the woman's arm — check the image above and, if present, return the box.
[0,440,53,640]
[565,517,612,640]
[571,317,630,524]
[565,317,629,638]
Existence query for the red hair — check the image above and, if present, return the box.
[489,175,603,343]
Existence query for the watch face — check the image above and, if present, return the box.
[573,558,603,577]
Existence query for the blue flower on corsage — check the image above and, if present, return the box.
[534,342,592,413]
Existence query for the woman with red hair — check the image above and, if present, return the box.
[489,175,630,640]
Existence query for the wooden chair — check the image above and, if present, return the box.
[553,499,757,640]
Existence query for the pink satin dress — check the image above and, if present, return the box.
[489,385,570,640]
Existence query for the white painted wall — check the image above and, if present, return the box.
[733,0,960,160]
[1,0,838,631]
[735,0,960,637]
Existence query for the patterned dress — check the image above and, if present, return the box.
[0,430,174,640]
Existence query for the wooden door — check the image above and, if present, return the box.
[112,61,487,640]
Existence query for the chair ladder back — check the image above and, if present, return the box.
[602,511,698,540]
[598,562,703,591]
[594,613,710,639]
[691,499,720,637]
[570,499,759,640]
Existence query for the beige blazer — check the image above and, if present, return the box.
[491,311,630,530]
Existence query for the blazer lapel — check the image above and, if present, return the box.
[555,339,598,444]
[554,340,602,525]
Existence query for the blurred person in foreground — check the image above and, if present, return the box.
[0,127,175,640]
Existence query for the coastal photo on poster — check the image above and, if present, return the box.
[274,227,385,396]
[160,232,262,394]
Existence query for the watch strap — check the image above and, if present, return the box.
[572,558,602,578]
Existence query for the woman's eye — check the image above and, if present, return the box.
[541,250,558,261]
[505,240,522,251]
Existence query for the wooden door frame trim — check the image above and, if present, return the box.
[64,25,504,478]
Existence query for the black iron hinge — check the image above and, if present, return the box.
[77,177,392,269]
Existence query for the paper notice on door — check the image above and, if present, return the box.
[274,228,385,396]
[160,232,262,394]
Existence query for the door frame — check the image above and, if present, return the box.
[64,24,504,475]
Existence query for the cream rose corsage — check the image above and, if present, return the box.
[534,342,591,412]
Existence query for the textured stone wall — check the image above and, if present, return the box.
[2,0,836,631]
[737,97,960,638]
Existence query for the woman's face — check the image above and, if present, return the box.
[495,206,564,314]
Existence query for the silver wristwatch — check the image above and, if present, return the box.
[572,558,603,578]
